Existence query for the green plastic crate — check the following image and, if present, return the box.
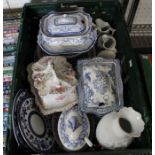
[6,0,152,154]
[134,48,152,108]
[139,54,152,106]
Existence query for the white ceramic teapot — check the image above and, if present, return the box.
[96,107,145,149]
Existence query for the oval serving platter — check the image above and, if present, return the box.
[77,57,124,117]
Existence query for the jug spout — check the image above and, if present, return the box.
[96,107,145,149]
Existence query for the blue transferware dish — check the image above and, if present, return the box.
[77,57,124,117]
[12,89,30,151]
[15,90,54,153]
[57,106,91,151]
[37,10,97,55]
[41,11,90,37]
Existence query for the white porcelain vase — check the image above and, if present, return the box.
[96,107,145,149]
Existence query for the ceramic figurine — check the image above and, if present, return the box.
[57,106,92,151]
[27,56,78,115]
[38,10,97,55]
[96,107,145,149]
[95,18,115,35]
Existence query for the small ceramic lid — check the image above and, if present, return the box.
[58,106,90,151]
[41,11,91,37]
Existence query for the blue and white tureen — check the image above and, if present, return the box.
[37,10,97,55]
[58,106,91,151]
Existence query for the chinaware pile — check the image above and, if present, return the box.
[12,89,54,153]
[37,9,97,55]
[96,107,145,149]
[27,56,78,115]
[12,8,146,153]
[77,57,124,116]
[55,106,93,151]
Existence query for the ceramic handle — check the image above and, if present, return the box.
[84,137,93,147]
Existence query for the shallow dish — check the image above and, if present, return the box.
[57,106,91,151]
[77,57,124,116]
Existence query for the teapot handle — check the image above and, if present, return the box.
[84,137,93,147]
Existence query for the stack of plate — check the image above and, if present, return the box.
[12,89,55,153]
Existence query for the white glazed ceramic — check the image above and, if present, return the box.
[38,10,97,55]
[96,107,145,149]
[97,48,117,59]
[58,106,92,151]
[97,34,116,50]
[27,56,78,115]
[95,18,115,35]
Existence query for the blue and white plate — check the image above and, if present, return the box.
[12,89,30,150]
[58,106,90,151]
[14,89,54,153]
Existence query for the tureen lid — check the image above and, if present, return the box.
[58,106,90,151]
[40,10,92,37]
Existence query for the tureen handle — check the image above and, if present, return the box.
[84,137,93,147]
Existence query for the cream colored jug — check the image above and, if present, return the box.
[96,107,145,149]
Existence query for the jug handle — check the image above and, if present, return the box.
[84,137,93,147]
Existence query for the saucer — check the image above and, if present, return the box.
[57,106,91,151]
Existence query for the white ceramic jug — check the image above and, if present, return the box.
[96,107,145,149]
